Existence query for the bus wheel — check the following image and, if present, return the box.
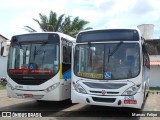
[140,85,146,110]
[146,87,149,98]
[143,86,146,101]
[142,85,147,106]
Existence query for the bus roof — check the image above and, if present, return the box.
[77,28,141,35]
[11,32,76,42]
[76,28,141,43]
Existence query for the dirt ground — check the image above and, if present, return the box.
[0,89,160,120]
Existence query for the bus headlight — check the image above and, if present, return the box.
[73,82,87,94]
[122,84,141,96]
[45,82,60,93]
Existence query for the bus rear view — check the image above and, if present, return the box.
[71,29,150,109]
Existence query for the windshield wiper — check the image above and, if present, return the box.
[33,41,49,62]
[34,41,48,55]
[17,42,22,49]
[108,41,123,62]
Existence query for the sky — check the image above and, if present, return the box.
[0,0,160,39]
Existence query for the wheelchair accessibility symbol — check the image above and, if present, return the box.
[29,63,35,69]
[105,72,111,79]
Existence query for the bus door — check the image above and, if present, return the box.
[61,39,72,85]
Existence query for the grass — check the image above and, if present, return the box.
[0,84,6,90]
[149,87,160,91]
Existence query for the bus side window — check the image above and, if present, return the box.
[62,40,71,64]
[142,44,150,69]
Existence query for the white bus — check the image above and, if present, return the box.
[71,29,150,109]
[7,32,75,101]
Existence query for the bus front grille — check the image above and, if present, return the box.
[90,91,119,95]
[12,79,47,85]
[83,82,127,89]
[92,97,116,103]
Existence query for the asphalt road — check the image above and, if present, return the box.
[0,89,160,120]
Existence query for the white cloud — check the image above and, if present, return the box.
[130,0,155,15]
[7,0,69,38]
[1,0,36,9]
[8,0,101,37]
[1,0,160,39]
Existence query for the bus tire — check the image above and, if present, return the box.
[140,85,146,109]
[142,85,147,106]
[143,85,146,101]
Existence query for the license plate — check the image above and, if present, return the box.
[24,94,33,98]
[124,100,137,104]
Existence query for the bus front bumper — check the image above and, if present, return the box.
[6,85,62,101]
[71,90,143,109]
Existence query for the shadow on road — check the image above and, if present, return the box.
[0,93,149,118]
[54,94,150,119]
[54,105,141,119]
[0,99,75,116]
[53,95,149,118]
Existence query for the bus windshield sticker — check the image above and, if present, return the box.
[78,72,103,79]
[21,64,28,69]
[104,72,111,79]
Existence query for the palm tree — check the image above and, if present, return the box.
[24,11,64,32]
[60,16,92,37]
[24,11,92,37]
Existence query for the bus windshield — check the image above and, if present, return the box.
[74,43,140,80]
[8,43,59,75]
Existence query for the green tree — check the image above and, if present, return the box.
[60,16,92,37]
[24,11,64,32]
[24,11,92,37]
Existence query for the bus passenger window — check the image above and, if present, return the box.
[63,45,71,64]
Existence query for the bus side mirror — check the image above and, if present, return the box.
[68,42,73,46]
[142,44,148,54]
[62,39,67,46]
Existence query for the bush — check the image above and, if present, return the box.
[0,83,6,90]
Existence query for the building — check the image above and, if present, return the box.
[0,34,9,79]
[137,24,154,40]
[0,34,8,48]
[0,34,8,40]
[149,55,160,87]
[145,40,160,87]
[137,24,160,88]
